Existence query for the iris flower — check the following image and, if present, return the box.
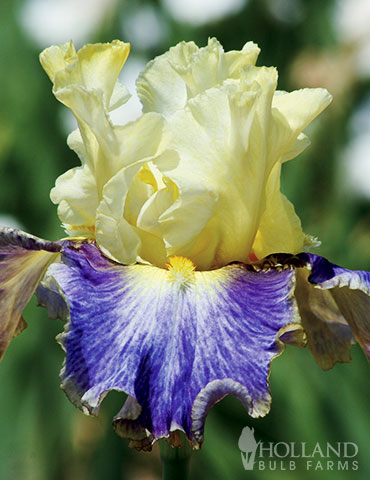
[0,39,369,452]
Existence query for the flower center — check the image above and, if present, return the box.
[166,256,196,286]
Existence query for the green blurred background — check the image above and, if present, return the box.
[0,0,369,478]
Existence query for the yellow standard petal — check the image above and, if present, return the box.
[41,40,169,259]
[251,162,305,259]
[136,37,260,116]
[145,65,283,269]
[133,42,332,268]
[40,41,130,237]
[41,38,332,270]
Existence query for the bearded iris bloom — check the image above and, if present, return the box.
[0,39,369,452]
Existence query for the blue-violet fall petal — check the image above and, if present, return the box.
[45,243,300,450]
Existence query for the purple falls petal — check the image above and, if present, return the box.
[299,253,370,363]
[46,243,299,450]
[0,227,61,359]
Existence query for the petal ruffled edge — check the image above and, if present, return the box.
[39,243,300,450]
[3,234,367,449]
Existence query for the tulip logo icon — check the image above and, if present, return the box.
[238,427,259,470]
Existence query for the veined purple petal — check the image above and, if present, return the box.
[0,227,61,359]
[302,253,370,293]
[299,253,370,363]
[45,243,299,450]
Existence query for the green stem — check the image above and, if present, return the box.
[159,435,192,480]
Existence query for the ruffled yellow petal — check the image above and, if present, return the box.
[123,164,158,227]
[39,40,76,83]
[156,71,276,268]
[41,40,167,248]
[251,162,305,260]
[273,88,332,136]
[271,88,332,160]
[137,37,260,116]
[136,178,177,238]
[135,58,330,268]
[96,150,176,266]
[40,40,130,109]
[40,41,131,229]
[143,63,288,269]
[51,164,98,236]
[42,38,332,270]
[224,41,260,76]
[95,162,144,265]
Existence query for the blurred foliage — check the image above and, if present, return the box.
[0,0,369,479]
